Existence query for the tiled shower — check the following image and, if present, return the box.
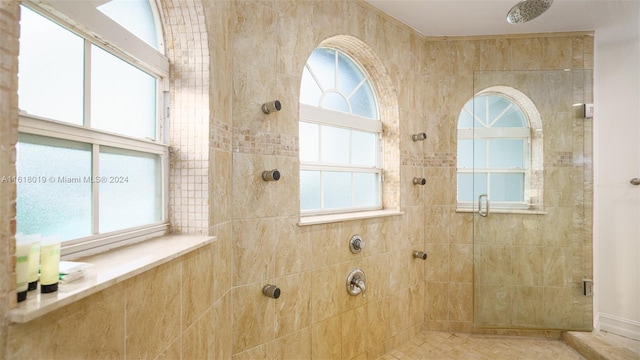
[1,0,593,359]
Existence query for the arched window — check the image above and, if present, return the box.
[457,88,542,211]
[299,47,382,214]
[16,1,169,256]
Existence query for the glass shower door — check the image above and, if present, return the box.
[471,69,593,330]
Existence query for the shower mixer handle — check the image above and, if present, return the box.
[351,277,365,298]
[346,268,366,298]
[478,194,489,217]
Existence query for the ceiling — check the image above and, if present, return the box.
[364,0,638,39]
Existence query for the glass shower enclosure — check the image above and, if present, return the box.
[469,69,593,330]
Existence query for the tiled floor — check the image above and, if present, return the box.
[378,331,586,360]
[564,330,640,360]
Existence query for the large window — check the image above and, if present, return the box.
[457,93,532,209]
[16,1,169,256]
[299,48,382,215]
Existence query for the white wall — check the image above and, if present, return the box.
[594,0,640,340]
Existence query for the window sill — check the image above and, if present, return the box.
[298,209,404,226]
[10,234,215,324]
[455,208,547,215]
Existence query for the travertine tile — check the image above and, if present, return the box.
[341,304,368,360]
[424,281,449,322]
[232,217,275,286]
[182,307,215,359]
[156,337,182,360]
[274,216,312,277]
[447,283,472,322]
[7,284,125,360]
[214,293,233,360]
[182,242,215,329]
[275,272,311,338]
[125,260,182,360]
[232,282,276,354]
[377,331,586,360]
[267,327,312,359]
[311,315,342,360]
[310,264,342,324]
[212,222,233,302]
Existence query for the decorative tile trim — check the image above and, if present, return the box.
[212,119,231,152]
[232,127,298,157]
[425,152,457,168]
[546,151,575,167]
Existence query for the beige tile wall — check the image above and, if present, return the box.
[228,1,429,358]
[0,1,20,357]
[0,0,594,359]
[6,241,232,360]
[4,0,235,359]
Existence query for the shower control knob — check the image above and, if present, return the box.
[349,234,365,254]
[262,169,281,181]
[262,284,281,299]
[631,178,640,186]
[413,251,427,260]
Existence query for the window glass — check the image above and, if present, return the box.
[321,92,350,113]
[16,135,92,240]
[300,47,381,214]
[350,82,377,119]
[98,0,159,49]
[493,106,526,127]
[99,147,162,233]
[299,122,319,162]
[336,52,365,95]
[323,172,352,209]
[300,170,321,211]
[457,93,530,206]
[487,96,512,121]
[490,173,524,201]
[488,139,524,168]
[353,173,379,207]
[457,173,487,202]
[351,131,377,166]
[17,0,167,251]
[320,126,350,164]
[300,68,323,106]
[307,48,335,91]
[18,6,84,125]
[91,45,157,139]
[457,139,487,169]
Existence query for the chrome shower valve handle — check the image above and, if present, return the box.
[346,268,366,297]
[349,234,365,254]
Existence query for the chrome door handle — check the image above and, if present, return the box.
[631,178,640,186]
[478,194,489,217]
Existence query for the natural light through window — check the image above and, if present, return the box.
[16,2,168,256]
[457,93,532,209]
[299,47,382,215]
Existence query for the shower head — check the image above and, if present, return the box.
[506,0,553,24]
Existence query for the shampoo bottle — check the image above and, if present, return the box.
[15,235,35,302]
[24,234,41,291]
[40,236,61,293]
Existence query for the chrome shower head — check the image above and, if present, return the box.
[507,0,553,24]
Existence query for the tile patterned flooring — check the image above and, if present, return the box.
[564,331,640,360]
[378,331,586,360]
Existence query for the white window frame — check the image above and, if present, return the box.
[300,48,384,218]
[18,0,170,258]
[299,104,383,216]
[457,93,532,211]
[299,48,383,217]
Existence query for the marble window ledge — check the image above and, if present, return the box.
[456,208,547,215]
[298,209,404,226]
[10,234,215,324]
